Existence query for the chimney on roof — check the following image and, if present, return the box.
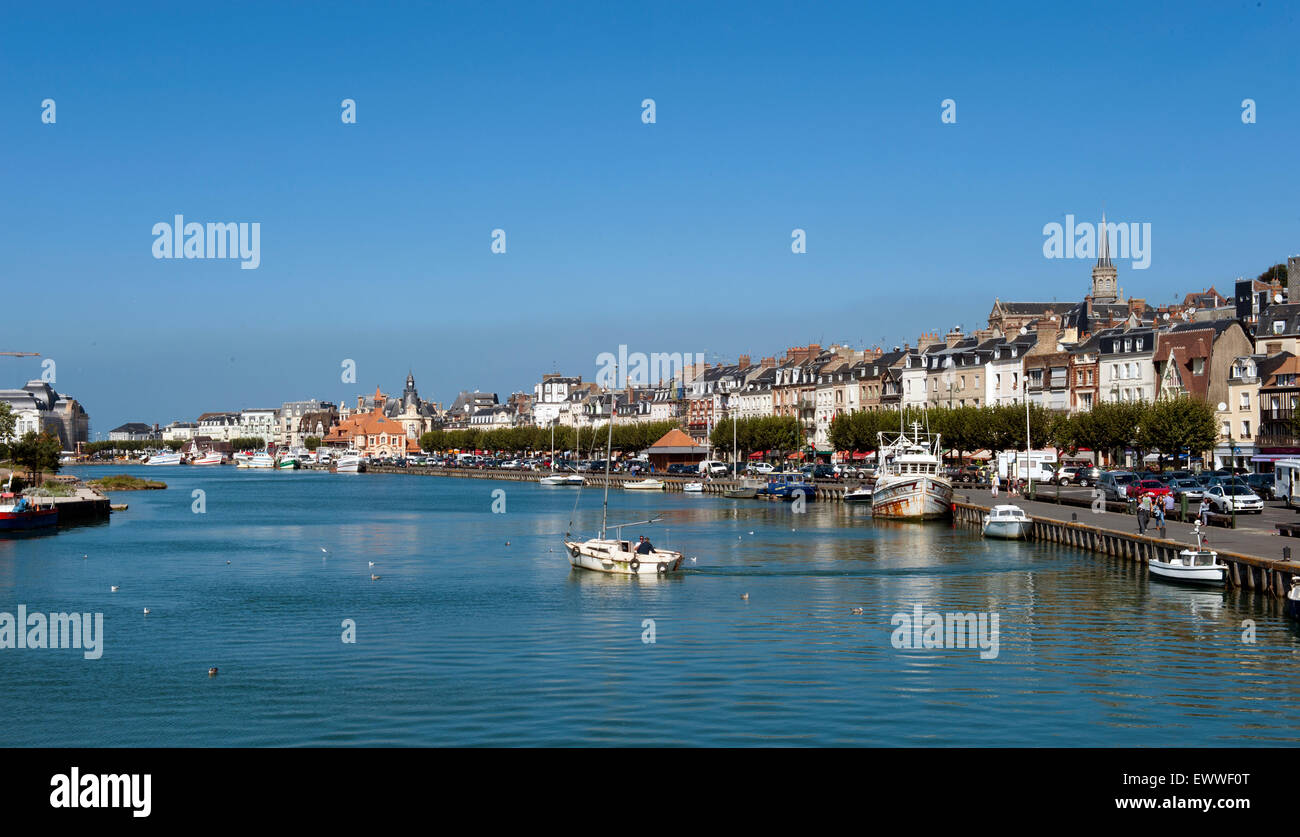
[738,354,751,369]
[944,327,964,347]
[1032,317,1060,353]
[760,356,775,367]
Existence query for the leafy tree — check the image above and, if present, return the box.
[229,436,267,451]
[8,431,62,485]
[304,436,321,451]
[1143,397,1217,469]
[0,402,14,460]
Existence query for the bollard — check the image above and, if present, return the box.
[1285,546,1293,562]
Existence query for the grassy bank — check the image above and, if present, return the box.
[87,474,167,491]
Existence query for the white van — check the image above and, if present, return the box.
[698,459,731,476]
[996,450,1057,484]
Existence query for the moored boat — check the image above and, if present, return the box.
[275,453,299,470]
[871,422,953,520]
[1149,524,1227,586]
[843,485,874,505]
[237,452,275,469]
[723,486,758,499]
[143,451,183,466]
[624,478,665,491]
[683,482,704,493]
[564,533,685,575]
[190,450,223,465]
[766,472,817,502]
[333,454,364,473]
[0,494,59,531]
[1286,578,1300,621]
[982,504,1031,539]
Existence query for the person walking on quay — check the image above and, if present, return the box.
[991,471,1000,498]
[1198,496,1211,526]
[1163,491,1175,524]
[1137,493,1152,535]
[1154,498,1166,539]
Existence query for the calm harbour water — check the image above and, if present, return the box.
[2,465,1298,747]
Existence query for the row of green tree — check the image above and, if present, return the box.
[825,399,1218,466]
[1,403,63,484]
[418,420,686,457]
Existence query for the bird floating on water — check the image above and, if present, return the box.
[208,667,218,677]
[368,560,375,567]
[110,586,119,592]
[740,593,749,600]
[82,554,87,560]
[852,607,864,615]
[142,608,150,615]
[370,574,381,581]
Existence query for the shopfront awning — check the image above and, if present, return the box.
[787,452,805,460]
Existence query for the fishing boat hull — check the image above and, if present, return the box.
[276,458,298,470]
[540,474,581,486]
[624,479,664,491]
[871,476,953,519]
[564,539,684,575]
[1286,586,1300,621]
[144,453,183,466]
[0,507,58,531]
[724,488,757,499]
[190,452,223,465]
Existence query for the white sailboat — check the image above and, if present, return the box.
[539,421,583,485]
[871,420,953,520]
[563,371,686,574]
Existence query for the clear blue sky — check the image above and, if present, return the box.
[2,1,1297,433]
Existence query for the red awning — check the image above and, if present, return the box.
[852,451,868,460]
[787,452,805,460]
[748,451,766,459]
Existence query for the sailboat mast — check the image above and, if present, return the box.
[1024,381,1032,493]
[600,371,615,539]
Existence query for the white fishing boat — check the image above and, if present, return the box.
[334,453,363,473]
[1149,523,1227,586]
[871,421,953,520]
[624,479,665,491]
[275,453,299,470]
[982,504,1031,539]
[237,452,275,469]
[843,485,874,505]
[232,450,255,465]
[190,450,223,466]
[143,451,182,466]
[562,366,687,575]
[683,482,704,493]
[1286,578,1300,621]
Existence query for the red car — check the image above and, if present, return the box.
[1126,478,1172,500]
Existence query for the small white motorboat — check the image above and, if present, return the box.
[333,454,364,473]
[1286,578,1300,621]
[683,482,704,493]
[1149,523,1227,586]
[540,473,583,486]
[624,479,665,491]
[982,504,1031,540]
[237,452,275,469]
[843,485,874,505]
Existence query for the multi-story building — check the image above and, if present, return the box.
[0,380,91,450]
[161,421,198,442]
[108,422,159,442]
[323,408,418,458]
[278,399,337,447]
[1216,354,1263,469]
[238,408,279,444]
[1255,352,1300,461]
[1097,326,1157,403]
[533,374,583,426]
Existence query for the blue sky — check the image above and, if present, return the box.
[2,1,1297,433]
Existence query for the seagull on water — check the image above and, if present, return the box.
[110,586,119,592]
[740,593,749,600]
[370,574,381,581]
[143,608,150,615]
[208,667,218,677]
[368,560,375,567]
[852,607,864,615]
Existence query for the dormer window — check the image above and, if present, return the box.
[1275,321,1286,335]
[1135,338,1143,351]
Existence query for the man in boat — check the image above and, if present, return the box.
[636,535,655,555]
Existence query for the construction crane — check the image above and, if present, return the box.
[1,352,40,357]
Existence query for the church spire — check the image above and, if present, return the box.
[1096,211,1113,269]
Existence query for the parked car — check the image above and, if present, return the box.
[1126,478,1173,500]
[1072,466,1103,487]
[801,464,837,481]
[1097,471,1139,502]
[698,460,731,476]
[745,462,775,475]
[1245,473,1275,500]
[1204,483,1264,514]
[1169,478,1204,502]
[950,464,983,483]
[1054,466,1081,485]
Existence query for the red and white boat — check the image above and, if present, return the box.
[190,450,223,465]
[0,490,58,531]
[871,422,953,520]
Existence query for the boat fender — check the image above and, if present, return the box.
[629,557,641,572]
[569,545,580,558]
[657,562,667,573]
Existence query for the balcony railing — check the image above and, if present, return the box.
[1261,407,1295,423]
